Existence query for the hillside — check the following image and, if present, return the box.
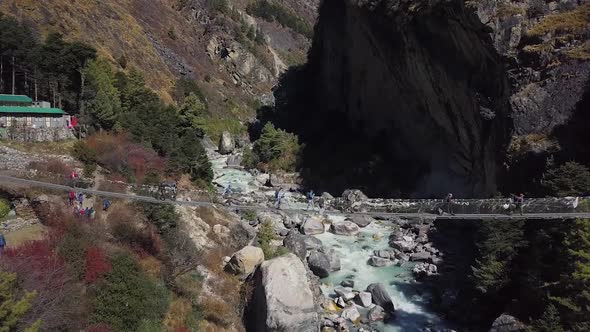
[0,0,318,117]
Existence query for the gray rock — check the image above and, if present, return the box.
[368,305,386,322]
[302,216,325,235]
[374,250,391,259]
[303,236,324,251]
[368,256,393,267]
[218,131,235,154]
[366,283,395,313]
[489,314,525,332]
[308,250,331,278]
[341,189,368,203]
[335,297,347,308]
[410,251,432,262]
[283,232,308,260]
[412,262,437,279]
[321,192,334,200]
[330,221,360,236]
[226,154,242,166]
[225,246,264,277]
[348,215,373,227]
[356,292,372,307]
[341,279,354,288]
[249,254,319,331]
[325,248,341,272]
[334,287,356,301]
[391,240,416,252]
[340,305,361,322]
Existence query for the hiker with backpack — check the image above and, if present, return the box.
[103,199,111,211]
[515,193,525,216]
[445,193,455,216]
[306,190,316,211]
[0,233,6,252]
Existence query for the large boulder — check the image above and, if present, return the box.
[410,251,432,262]
[302,216,325,235]
[489,314,526,332]
[225,246,264,277]
[283,232,308,260]
[347,215,373,228]
[307,250,331,278]
[325,248,341,272]
[340,305,361,322]
[412,262,438,279]
[366,283,395,313]
[247,254,319,332]
[330,221,360,236]
[218,131,235,154]
[341,189,368,203]
[391,240,416,252]
[368,305,386,322]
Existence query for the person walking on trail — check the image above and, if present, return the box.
[306,190,316,211]
[515,193,525,216]
[0,233,6,252]
[223,184,232,197]
[103,199,111,211]
[78,193,84,205]
[68,191,76,206]
[446,193,455,216]
[275,188,285,209]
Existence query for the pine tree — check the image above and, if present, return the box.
[178,92,206,129]
[532,304,564,332]
[83,59,121,130]
[543,162,590,196]
[0,270,39,332]
[551,218,590,331]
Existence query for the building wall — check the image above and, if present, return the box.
[0,114,67,128]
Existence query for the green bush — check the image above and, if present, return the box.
[241,210,257,222]
[141,203,178,233]
[91,253,169,332]
[543,161,590,196]
[83,163,97,178]
[250,122,302,172]
[0,198,11,219]
[72,140,98,165]
[257,220,287,259]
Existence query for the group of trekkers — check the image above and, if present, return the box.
[444,192,525,216]
[274,187,320,211]
[67,190,111,221]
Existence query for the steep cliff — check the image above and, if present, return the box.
[280,0,512,197]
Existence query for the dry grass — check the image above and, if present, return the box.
[199,297,234,328]
[3,223,48,248]
[527,4,590,37]
[163,297,192,331]
[497,3,526,19]
[139,255,163,279]
[565,41,590,60]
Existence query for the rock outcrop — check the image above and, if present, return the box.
[218,131,235,155]
[246,254,320,332]
[225,246,264,277]
[286,0,512,198]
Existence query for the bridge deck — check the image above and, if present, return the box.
[2,175,590,220]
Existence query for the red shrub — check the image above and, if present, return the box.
[84,246,112,283]
[85,132,167,183]
[176,328,189,332]
[1,238,84,330]
[28,158,72,177]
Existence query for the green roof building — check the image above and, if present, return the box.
[0,95,70,131]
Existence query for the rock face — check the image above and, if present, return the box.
[278,0,512,198]
[218,131,235,155]
[330,221,360,236]
[247,254,319,332]
[225,246,264,277]
[366,283,395,314]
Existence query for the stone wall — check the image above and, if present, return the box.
[3,126,74,142]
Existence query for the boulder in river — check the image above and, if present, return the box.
[283,232,308,259]
[391,239,416,252]
[334,286,356,301]
[368,305,386,322]
[366,283,395,313]
[368,256,393,267]
[302,216,325,235]
[330,221,360,236]
[341,279,354,288]
[356,292,372,307]
[340,305,361,322]
[247,254,319,331]
[225,246,264,277]
[218,131,235,154]
[347,215,373,227]
[307,250,331,278]
[412,262,437,279]
[325,248,341,272]
[410,251,432,262]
